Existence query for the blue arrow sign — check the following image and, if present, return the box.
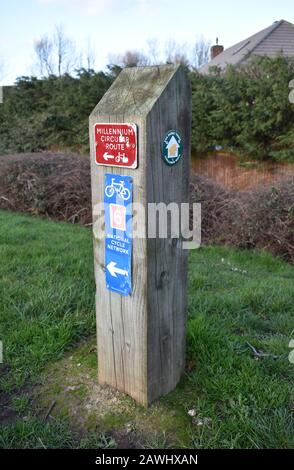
[104,173,133,296]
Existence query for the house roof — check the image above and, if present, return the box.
[200,20,294,74]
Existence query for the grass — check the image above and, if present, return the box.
[0,210,293,448]
[186,247,294,448]
[0,417,117,449]
[0,210,95,392]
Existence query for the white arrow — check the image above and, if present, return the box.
[107,261,129,278]
[103,152,115,161]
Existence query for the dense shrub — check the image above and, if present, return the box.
[0,152,91,225]
[191,56,294,161]
[1,57,294,160]
[1,153,293,262]
[0,69,114,155]
[190,172,294,262]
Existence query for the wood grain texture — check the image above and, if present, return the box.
[146,66,191,403]
[89,65,191,406]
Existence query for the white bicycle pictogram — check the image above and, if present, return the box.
[115,152,129,164]
[105,179,131,201]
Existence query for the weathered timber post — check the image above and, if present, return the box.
[89,65,191,406]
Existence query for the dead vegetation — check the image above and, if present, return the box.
[0,152,293,262]
[190,173,294,262]
[0,152,91,225]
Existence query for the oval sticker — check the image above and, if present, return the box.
[161,130,183,166]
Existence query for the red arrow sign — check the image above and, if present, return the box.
[94,123,138,169]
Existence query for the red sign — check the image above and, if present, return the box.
[94,123,137,169]
[110,204,126,231]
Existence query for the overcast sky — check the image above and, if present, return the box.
[1,0,294,84]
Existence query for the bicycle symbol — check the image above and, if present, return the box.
[115,152,129,164]
[105,178,131,201]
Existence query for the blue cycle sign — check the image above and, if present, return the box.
[105,177,131,201]
[104,174,133,296]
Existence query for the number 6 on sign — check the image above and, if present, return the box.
[110,204,126,231]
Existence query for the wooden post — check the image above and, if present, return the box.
[89,65,191,406]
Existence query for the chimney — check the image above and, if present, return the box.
[211,38,224,60]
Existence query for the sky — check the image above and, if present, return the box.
[0,0,294,84]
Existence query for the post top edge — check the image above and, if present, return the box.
[90,64,186,118]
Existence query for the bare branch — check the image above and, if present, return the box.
[0,59,4,81]
[164,39,189,67]
[146,38,160,65]
[54,24,77,76]
[34,36,54,76]
[34,24,78,77]
[190,37,211,70]
[85,38,96,70]
[108,50,149,68]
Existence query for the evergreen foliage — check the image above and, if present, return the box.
[0,57,294,161]
[191,56,294,161]
[0,68,115,155]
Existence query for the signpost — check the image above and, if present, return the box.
[90,65,191,406]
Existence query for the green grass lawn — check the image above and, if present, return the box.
[0,210,96,392]
[0,210,293,449]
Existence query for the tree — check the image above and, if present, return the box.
[34,25,78,77]
[0,54,8,83]
[190,37,211,70]
[164,39,189,67]
[108,50,149,68]
[84,38,96,71]
[34,36,54,76]
[0,69,114,155]
[190,56,294,160]
[0,58,3,105]
[54,24,77,76]
[146,38,161,65]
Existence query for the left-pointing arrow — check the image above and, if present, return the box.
[103,152,115,161]
[107,261,128,278]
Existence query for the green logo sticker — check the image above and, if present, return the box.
[162,130,183,166]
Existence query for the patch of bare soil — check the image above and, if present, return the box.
[0,366,18,426]
[35,339,142,448]
[35,338,190,449]
[0,365,35,427]
[0,394,18,427]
